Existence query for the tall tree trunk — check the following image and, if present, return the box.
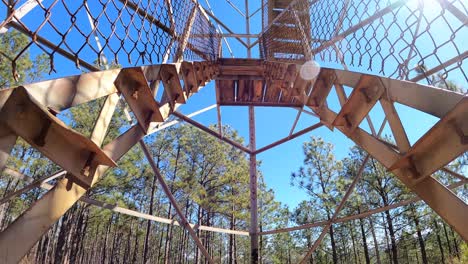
[413,240,419,263]
[102,214,114,264]
[229,213,235,264]
[383,202,398,264]
[124,220,134,264]
[157,202,166,262]
[110,214,120,264]
[143,155,160,264]
[164,209,174,264]
[357,207,370,264]
[349,221,359,264]
[259,219,263,264]
[233,228,238,264]
[91,222,101,262]
[369,216,382,264]
[143,176,157,263]
[195,205,202,264]
[442,222,454,256]
[450,227,460,259]
[132,221,140,264]
[433,219,445,263]
[54,209,74,264]
[381,213,392,262]
[411,206,427,264]
[328,213,338,264]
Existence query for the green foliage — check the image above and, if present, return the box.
[0,30,48,87]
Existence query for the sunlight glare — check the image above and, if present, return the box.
[300,60,321,81]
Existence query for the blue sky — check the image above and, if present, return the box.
[173,0,465,209]
[1,0,466,209]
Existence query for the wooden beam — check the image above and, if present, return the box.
[320,106,468,241]
[307,69,336,109]
[380,98,411,153]
[19,69,120,112]
[114,67,164,133]
[180,61,199,95]
[0,123,144,263]
[2,168,250,236]
[333,75,384,132]
[0,87,117,188]
[334,69,464,119]
[389,97,468,179]
[160,64,186,105]
[0,124,16,172]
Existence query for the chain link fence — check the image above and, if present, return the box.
[260,0,468,88]
[0,0,221,79]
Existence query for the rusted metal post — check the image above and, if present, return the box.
[0,0,43,33]
[172,111,251,153]
[249,105,259,264]
[245,0,251,58]
[254,122,323,155]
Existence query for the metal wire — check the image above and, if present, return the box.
[0,0,221,78]
[260,0,468,87]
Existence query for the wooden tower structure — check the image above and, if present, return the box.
[0,0,467,263]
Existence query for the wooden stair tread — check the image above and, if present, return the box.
[307,68,336,109]
[270,25,303,40]
[270,40,305,55]
[333,75,384,132]
[389,96,468,178]
[114,67,164,133]
[180,61,199,95]
[160,64,186,105]
[193,62,207,87]
[0,87,117,187]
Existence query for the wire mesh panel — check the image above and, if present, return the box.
[0,0,221,79]
[260,0,468,88]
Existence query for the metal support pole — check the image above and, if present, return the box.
[216,103,223,136]
[139,141,214,264]
[248,105,259,264]
[0,0,43,33]
[172,111,251,153]
[254,122,323,155]
[260,179,467,235]
[245,0,251,58]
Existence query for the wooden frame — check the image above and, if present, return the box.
[0,59,466,264]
